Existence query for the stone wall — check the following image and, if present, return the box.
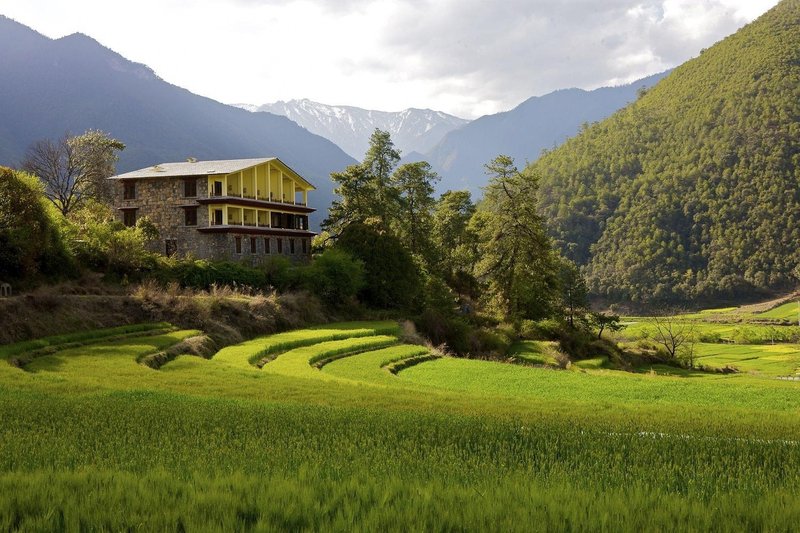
[114,177,312,263]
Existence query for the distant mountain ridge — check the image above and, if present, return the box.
[420,71,670,194]
[235,99,469,160]
[0,16,357,228]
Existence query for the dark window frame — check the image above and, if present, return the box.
[184,207,198,226]
[289,238,296,254]
[277,238,283,254]
[165,239,178,257]
[123,180,137,200]
[184,178,198,198]
[264,238,271,254]
[250,237,257,254]
[235,236,242,254]
[122,209,137,227]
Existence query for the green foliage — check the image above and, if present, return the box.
[336,223,421,309]
[0,166,74,281]
[475,156,560,320]
[62,201,157,277]
[301,248,364,306]
[155,258,268,290]
[392,161,439,262]
[528,1,800,303]
[432,190,478,289]
[324,129,402,234]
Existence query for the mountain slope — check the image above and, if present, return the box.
[244,99,468,160]
[422,72,669,193]
[0,16,357,227]
[527,0,800,303]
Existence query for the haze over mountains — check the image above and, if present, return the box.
[421,71,669,193]
[0,15,356,227]
[233,99,468,161]
[235,74,669,195]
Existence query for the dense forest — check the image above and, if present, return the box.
[529,0,800,303]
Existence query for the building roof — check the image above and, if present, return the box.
[108,157,316,190]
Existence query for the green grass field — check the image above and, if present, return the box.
[2,319,800,530]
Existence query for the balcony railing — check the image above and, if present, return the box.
[207,191,306,205]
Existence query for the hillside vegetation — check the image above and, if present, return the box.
[530,0,800,303]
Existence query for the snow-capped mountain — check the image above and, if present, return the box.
[234,99,469,160]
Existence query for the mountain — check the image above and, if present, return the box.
[527,0,800,303]
[237,99,469,160]
[0,16,357,228]
[421,71,669,194]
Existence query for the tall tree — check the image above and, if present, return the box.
[21,130,124,215]
[323,128,401,235]
[475,155,559,320]
[363,128,401,222]
[432,190,478,282]
[393,161,439,261]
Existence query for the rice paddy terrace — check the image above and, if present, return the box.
[2,309,800,531]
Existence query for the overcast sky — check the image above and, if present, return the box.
[1,0,780,118]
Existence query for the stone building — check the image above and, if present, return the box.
[109,157,316,262]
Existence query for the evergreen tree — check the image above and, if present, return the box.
[324,128,401,235]
[392,161,439,262]
[475,156,559,320]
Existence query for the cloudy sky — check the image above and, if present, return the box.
[1,0,780,118]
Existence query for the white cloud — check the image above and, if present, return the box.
[0,0,780,118]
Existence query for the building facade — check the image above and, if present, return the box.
[110,158,315,262]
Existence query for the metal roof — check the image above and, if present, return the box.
[109,158,276,180]
[109,157,315,190]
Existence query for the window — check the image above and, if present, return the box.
[277,238,283,254]
[184,207,197,226]
[122,209,137,227]
[250,237,257,254]
[123,181,136,200]
[289,239,296,254]
[214,209,223,225]
[184,178,197,197]
[264,238,270,254]
[235,236,242,254]
[271,213,281,228]
[213,181,223,196]
[165,239,178,257]
[302,239,308,254]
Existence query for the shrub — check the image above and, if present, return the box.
[154,258,267,290]
[335,223,421,310]
[0,166,74,282]
[300,249,364,306]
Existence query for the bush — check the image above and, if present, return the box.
[336,223,421,310]
[0,166,74,282]
[415,309,471,354]
[62,201,156,277]
[154,258,267,290]
[300,249,364,307]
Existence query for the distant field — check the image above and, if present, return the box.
[1,320,800,530]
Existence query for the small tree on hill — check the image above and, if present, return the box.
[590,312,624,340]
[649,314,697,367]
[21,130,125,215]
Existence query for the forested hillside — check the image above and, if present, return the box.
[530,0,800,303]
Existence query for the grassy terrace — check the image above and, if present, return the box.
[1,319,799,530]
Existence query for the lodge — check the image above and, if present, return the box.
[110,157,316,262]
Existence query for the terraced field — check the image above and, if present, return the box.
[2,319,800,530]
